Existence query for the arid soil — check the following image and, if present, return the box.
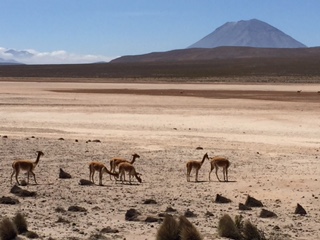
[0,80,320,240]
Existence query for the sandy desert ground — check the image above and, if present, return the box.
[0,80,320,240]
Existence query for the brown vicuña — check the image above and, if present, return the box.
[118,162,142,184]
[186,153,208,182]
[89,161,119,186]
[10,151,44,185]
[209,156,230,182]
[109,153,140,179]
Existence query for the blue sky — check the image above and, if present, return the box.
[1,0,320,64]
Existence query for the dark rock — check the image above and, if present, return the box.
[55,207,66,213]
[10,185,36,197]
[58,138,64,140]
[205,211,214,217]
[79,179,94,185]
[10,185,22,194]
[196,146,203,150]
[0,196,19,204]
[143,199,157,204]
[215,194,232,203]
[294,203,307,215]
[145,216,159,223]
[20,180,28,186]
[184,209,197,218]
[239,203,252,211]
[245,195,263,207]
[59,168,72,179]
[68,205,87,212]
[92,139,101,143]
[56,217,70,224]
[125,208,141,221]
[259,209,277,218]
[101,226,119,234]
[2,135,8,138]
[165,206,177,212]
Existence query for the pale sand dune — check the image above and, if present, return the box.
[0,81,320,239]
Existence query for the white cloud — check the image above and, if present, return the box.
[0,47,115,64]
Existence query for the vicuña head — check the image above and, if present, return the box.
[10,150,44,185]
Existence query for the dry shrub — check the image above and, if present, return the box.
[13,212,28,234]
[179,215,202,240]
[242,220,265,240]
[218,214,241,240]
[156,214,202,240]
[156,214,180,240]
[0,217,18,240]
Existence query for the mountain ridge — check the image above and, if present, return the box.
[188,19,306,49]
[111,46,320,63]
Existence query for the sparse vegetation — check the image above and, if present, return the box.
[156,214,202,240]
[218,214,266,240]
[13,212,28,234]
[218,214,242,239]
[0,217,18,240]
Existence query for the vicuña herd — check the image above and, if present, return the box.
[10,151,230,186]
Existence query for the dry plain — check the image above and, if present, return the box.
[0,80,320,240]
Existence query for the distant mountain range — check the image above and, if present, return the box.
[111,46,320,63]
[0,57,23,65]
[188,19,306,49]
[113,19,310,63]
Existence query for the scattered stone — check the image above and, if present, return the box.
[20,180,28,186]
[215,194,232,204]
[56,217,70,224]
[2,135,8,138]
[10,185,36,197]
[145,216,159,223]
[259,209,277,218]
[125,208,141,221]
[58,137,64,140]
[294,203,307,215]
[239,203,252,211]
[88,233,109,240]
[205,211,214,217]
[143,199,157,204]
[68,205,87,212]
[0,196,19,204]
[196,146,203,150]
[92,139,101,143]
[75,139,78,142]
[245,195,263,207]
[59,168,72,179]
[86,140,91,143]
[79,179,94,185]
[101,226,119,234]
[55,207,66,213]
[184,209,197,218]
[273,225,281,231]
[165,206,177,212]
